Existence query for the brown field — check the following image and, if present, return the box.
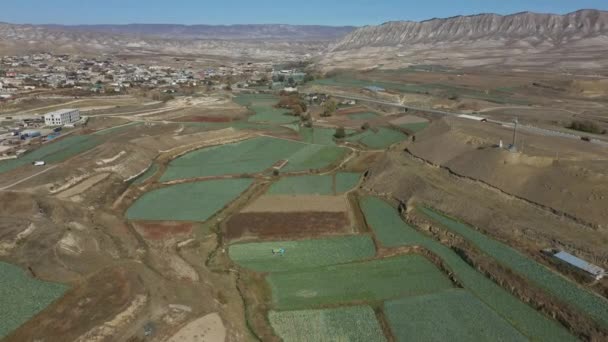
[335,106,369,115]
[390,114,429,126]
[132,221,194,240]
[225,211,351,241]
[241,195,348,213]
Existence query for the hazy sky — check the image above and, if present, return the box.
[2,0,608,26]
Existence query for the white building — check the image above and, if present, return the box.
[44,108,81,126]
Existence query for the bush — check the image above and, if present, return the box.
[334,126,346,139]
[361,122,371,130]
[567,120,606,135]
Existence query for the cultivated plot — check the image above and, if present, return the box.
[0,262,67,338]
[267,173,360,195]
[229,235,376,273]
[419,207,608,329]
[126,179,253,221]
[346,127,407,149]
[160,137,347,181]
[385,289,527,342]
[269,306,386,342]
[268,254,454,310]
[359,196,575,341]
[234,94,298,124]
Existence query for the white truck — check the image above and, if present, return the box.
[33,161,46,166]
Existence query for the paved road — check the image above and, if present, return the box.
[319,92,608,147]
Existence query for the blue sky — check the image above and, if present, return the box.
[2,0,608,26]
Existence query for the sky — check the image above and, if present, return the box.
[1,0,608,26]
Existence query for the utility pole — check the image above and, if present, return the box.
[511,117,518,151]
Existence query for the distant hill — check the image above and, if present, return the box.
[40,24,356,41]
[323,9,608,71]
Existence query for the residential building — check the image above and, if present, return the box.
[44,108,81,126]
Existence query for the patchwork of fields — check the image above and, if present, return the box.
[268,173,360,195]
[0,262,68,338]
[160,136,348,181]
[234,94,298,124]
[420,207,608,329]
[346,127,407,149]
[126,179,253,221]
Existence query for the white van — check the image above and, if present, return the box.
[33,161,46,166]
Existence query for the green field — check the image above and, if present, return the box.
[0,262,68,338]
[385,289,527,342]
[269,306,386,342]
[229,235,376,273]
[0,135,102,174]
[126,179,252,221]
[419,207,608,329]
[268,254,454,310]
[346,127,407,149]
[267,172,360,195]
[132,163,159,185]
[234,94,298,124]
[298,127,338,146]
[359,196,575,341]
[398,122,429,133]
[348,112,379,120]
[160,137,347,181]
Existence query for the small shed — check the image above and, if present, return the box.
[457,114,488,122]
[553,251,605,280]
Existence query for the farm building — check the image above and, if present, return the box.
[44,108,80,126]
[552,251,605,280]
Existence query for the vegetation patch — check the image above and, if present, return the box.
[346,127,407,149]
[229,235,376,273]
[360,196,576,341]
[419,207,608,329]
[161,137,347,181]
[348,112,379,120]
[0,262,67,338]
[267,173,360,195]
[268,254,454,310]
[269,306,386,342]
[385,289,527,342]
[566,120,606,135]
[0,135,101,174]
[126,179,252,221]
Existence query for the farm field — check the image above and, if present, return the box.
[160,137,347,181]
[267,173,360,195]
[0,262,68,338]
[419,207,608,329]
[346,127,407,149]
[385,289,527,342]
[225,211,351,241]
[269,306,386,342]
[234,94,298,124]
[132,163,158,185]
[242,195,347,213]
[0,135,102,174]
[268,254,455,310]
[398,122,429,132]
[298,127,338,146]
[360,196,576,341]
[126,179,253,221]
[348,112,380,120]
[229,235,376,273]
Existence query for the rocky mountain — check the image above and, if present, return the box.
[332,10,608,51]
[41,24,356,41]
[322,10,608,71]
[0,22,355,59]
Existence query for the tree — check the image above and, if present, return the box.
[361,122,371,130]
[334,126,346,139]
[277,74,286,82]
[303,74,314,83]
[321,100,337,117]
[292,105,303,116]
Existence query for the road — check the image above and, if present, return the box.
[0,165,58,191]
[319,92,608,147]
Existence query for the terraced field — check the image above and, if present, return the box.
[419,207,608,329]
[268,254,455,310]
[160,137,347,181]
[126,179,253,221]
[132,163,159,185]
[267,173,360,195]
[385,289,527,342]
[229,235,376,273]
[346,127,407,149]
[360,196,576,341]
[269,306,386,342]
[0,135,102,174]
[0,262,68,338]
